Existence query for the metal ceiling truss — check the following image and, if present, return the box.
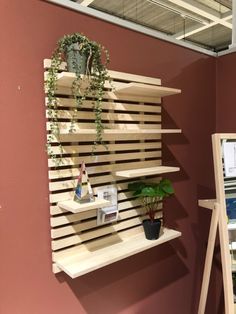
[148,0,232,40]
[47,0,235,55]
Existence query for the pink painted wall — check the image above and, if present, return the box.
[1,1,218,313]
[216,52,236,132]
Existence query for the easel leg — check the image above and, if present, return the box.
[198,203,219,314]
[218,206,234,314]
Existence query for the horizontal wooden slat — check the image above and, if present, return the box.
[48,133,162,143]
[52,216,145,251]
[51,209,141,237]
[46,123,163,132]
[50,174,145,193]
[51,209,97,227]
[47,85,162,104]
[46,109,161,123]
[52,225,145,261]
[49,141,162,155]
[48,150,161,168]
[46,98,162,113]
[51,209,163,239]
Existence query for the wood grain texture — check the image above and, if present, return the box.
[44,61,181,277]
[54,228,181,278]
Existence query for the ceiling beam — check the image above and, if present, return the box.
[147,0,209,24]
[166,0,232,29]
[46,0,217,57]
[79,0,95,6]
[173,11,232,40]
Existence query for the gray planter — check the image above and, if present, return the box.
[66,43,91,74]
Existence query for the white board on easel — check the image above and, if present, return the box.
[223,142,236,177]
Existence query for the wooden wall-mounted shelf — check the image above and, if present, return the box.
[58,198,110,214]
[115,82,181,98]
[199,199,236,230]
[54,227,181,278]
[56,129,182,135]
[44,72,181,98]
[115,166,180,178]
[198,199,216,210]
[44,60,182,277]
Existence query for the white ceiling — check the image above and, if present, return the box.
[75,0,233,52]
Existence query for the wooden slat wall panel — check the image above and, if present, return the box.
[44,59,168,273]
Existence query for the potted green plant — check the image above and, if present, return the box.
[128,179,174,240]
[45,33,110,165]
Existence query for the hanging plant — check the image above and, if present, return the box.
[45,33,110,166]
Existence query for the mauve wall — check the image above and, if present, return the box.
[216,52,236,132]
[0,1,218,313]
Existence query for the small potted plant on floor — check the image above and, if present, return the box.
[45,33,110,164]
[128,179,174,240]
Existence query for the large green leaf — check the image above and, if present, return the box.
[159,179,174,195]
[128,178,174,199]
[140,186,156,197]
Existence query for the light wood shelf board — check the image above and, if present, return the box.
[198,199,216,210]
[115,82,181,98]
[58,198,110,214]
[115,166,180,178]
[55,227,181,278]
[46,128,181,135]
[48,133,162,143]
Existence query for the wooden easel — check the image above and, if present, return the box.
[198,134,234,314]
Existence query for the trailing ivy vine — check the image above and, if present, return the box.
[45,33,110,166]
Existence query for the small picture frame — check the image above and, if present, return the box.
[96,185,118,225]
